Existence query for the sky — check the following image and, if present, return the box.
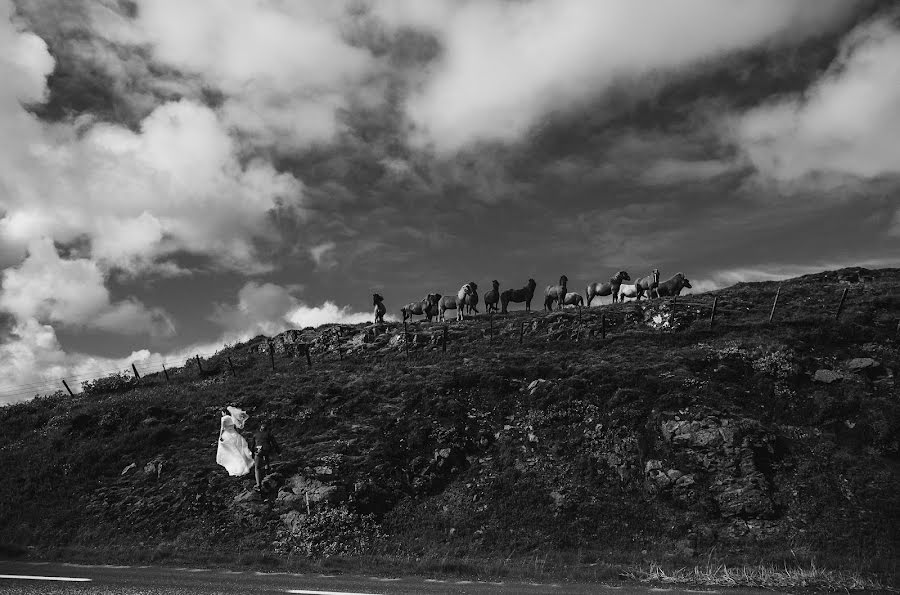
[1,0,898,403]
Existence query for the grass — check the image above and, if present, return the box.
[1,267,899,591]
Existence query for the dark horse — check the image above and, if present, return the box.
[500,279,537,313]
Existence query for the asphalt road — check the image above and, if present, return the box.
[0,560,783,594]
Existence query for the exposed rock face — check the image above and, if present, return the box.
[814,369,843,384]
[845,358,881,373]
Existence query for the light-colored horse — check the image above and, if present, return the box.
[483,280,500,313]
[441,284,473,321]
[544,275,569,311]
[585,271,630,306]
[500,279,537,313]
[617,283,645,301]
[635,269,660,299]
[373,293,386,324]
[655,273,692,297]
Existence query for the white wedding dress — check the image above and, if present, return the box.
[216,407,254,476]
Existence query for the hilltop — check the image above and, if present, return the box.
[1,267,898,589]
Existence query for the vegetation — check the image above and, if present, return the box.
[1,267,898,591]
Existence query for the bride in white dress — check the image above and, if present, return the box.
[216,406,254,476]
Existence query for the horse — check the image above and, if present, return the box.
[373,293,386,324]
[500,278,537,313]
[585,270,630,306]
[544,275,568,311]
[402,293,441,322]
[563,292,584,307]
[655,273,692,297]
[441,284,472,321]
[617,283,645,302]
[483,280,500,313]
[462,281,479,315]
[635,269,660,299]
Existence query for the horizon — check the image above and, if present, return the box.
[2,0,900,403]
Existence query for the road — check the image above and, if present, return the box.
[0,560,785,594]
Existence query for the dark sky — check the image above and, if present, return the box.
[1,0,898,402]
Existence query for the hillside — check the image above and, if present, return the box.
[1,267,899,588]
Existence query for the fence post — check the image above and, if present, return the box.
[162,364,170,383]
[835,287,848,320]
[62,379,74,396]
[268,342,275,371]
[442,325,448,352]
[305,345,312,367]
[519,321,525,344]
[195,355,203,374]
[601,313,606,340]
[404,320,410,359]
[710,296,719,327]
[227,357,236,377]
[131,363,141,381]
[769,286,781,323]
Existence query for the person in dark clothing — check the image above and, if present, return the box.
[249,422,280,491]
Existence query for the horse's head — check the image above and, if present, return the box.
[492,280,500,289]
[527,278,537,290]
[652,269,660,284]
[460,283,472,295]
[373,293,383,305]
[559,275,568,286]
[615,270,630,282]
[468,281,478,291]
[678,274,691,289]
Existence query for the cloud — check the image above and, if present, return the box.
[733,13,900,182]
[400,0,859,152]
[213,281,392,337]
[641,159,739,185]
[0,238,175,336]
[309,241,338,270]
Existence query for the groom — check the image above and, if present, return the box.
[249,421,281,492]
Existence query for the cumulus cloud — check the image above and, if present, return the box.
[734,13,900,182]
[400,0,859,151]
[213,281,391,337]
[0,238,175,336]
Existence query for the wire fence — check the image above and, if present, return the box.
[1,284,894,404]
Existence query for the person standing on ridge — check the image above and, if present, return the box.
[249,421,281,492]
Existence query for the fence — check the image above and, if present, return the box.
[0,284,893,404]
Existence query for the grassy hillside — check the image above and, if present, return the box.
[1,267,898,588]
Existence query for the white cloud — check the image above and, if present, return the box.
[213,281,392,336]
[309,241,337,270]
[398,0,859,152]
[0,238,174,336]
[734,15,900,182]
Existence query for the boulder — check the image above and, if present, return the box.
[813,369,843,384]
[284,474,340,504]
[845,358,881,373]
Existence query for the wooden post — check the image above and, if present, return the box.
[404,320,410,359]
[442,325,448,352]
[162,363,170,383]
[710,296,719,326]
[195,355,203,374]
[227,357,236,377]
[519,321,525,344]
[835,287,848,320]
[769,286,781,323]
[305,345,312,367]
[62,380,74,396]
[305,492,311,515]
[268,342,275,371]
[131,363,141,380]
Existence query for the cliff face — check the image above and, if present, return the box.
[1,268,898,572]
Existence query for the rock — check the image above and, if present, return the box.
[715,475,773,519]
[143,457,165,478]
[846,358,881,372]
[284,474,340,504]
[549,491,565,507]
[234,489,263,504]
[527,379,552,395]
[314,465,334,476]
[281,510,307,533]
[813,369,843,384]
[645,459,663,473]
[666,469,683,481]
[120,462,136,476]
